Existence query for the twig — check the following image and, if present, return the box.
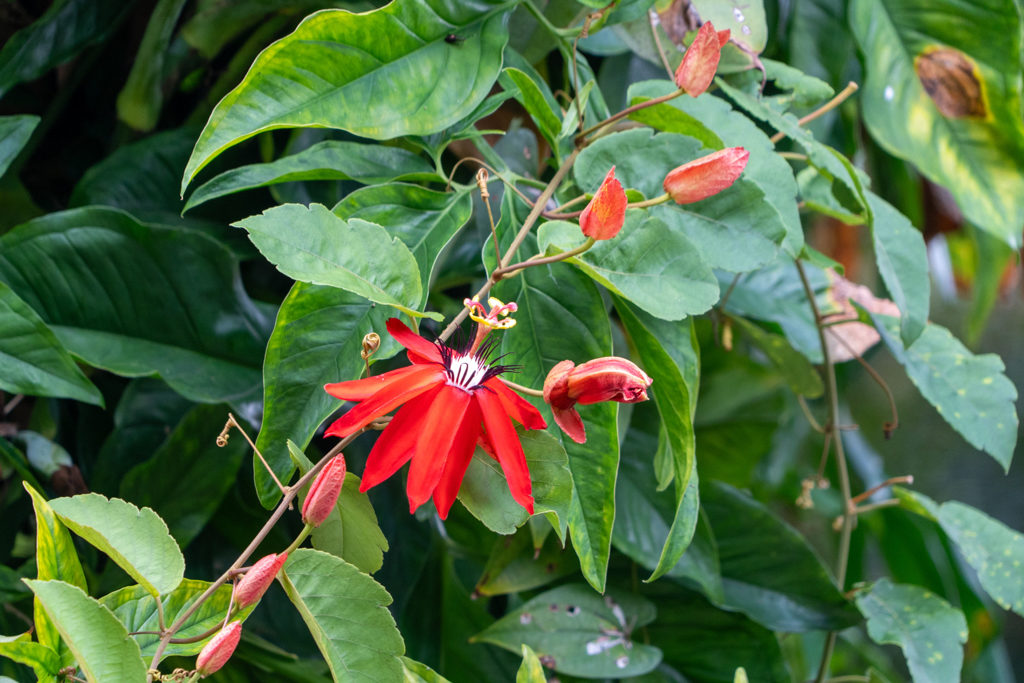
[648,9,675,80]
[770,82,859,144]
[219,414,286,494]
[797,395,826,434]
[494,237,595,279]
[576,90,683,142]
[849,475,914,506]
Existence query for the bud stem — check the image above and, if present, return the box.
[770,82,859,144]
[575,90,684,143]
[285,524,313,556]
[495,237,595,279]
[499,378,544,397]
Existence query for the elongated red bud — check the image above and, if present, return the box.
[663,147,749,204]
[233,552,288,608]
[579,167,627,240]
[674,22,730,97]
[302,454,347,527]
[543,357,652,444]
[196,621,242,676]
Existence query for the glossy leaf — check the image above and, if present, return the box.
[0,115,39,178]
[255,282,400,506]
[502,67,562,149]
[702,481,861,631]
[516,644,546,683]
[233,203,434,320]
[25,579,148,683]
[280,548,405,681]
[855,578,967,683]
[182,0,515,191]
[728,315,824,398]
[475,527,578,596]
[402,657,454,682]
[49,493,184,597]
[538,215,719,320]
[473,584,662,678]
[119,404,247,548]
[333,183,474,295]
[115,0,188,131]
[0,207,268,403]
[850,0,1024,246]
[867,192,929,346]
[100,580,254,661]
[873,316,1018,470]
[0,635,60,682]
[185,141,437,212]
[0,281,102,405]
[180,0,327,58]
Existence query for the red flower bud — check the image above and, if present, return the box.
[663,147,749,204]
[301,454,346,527]
[543,358,652,444]
[579,167,627,240]
[196,621,242,676]
[674,22,730,97]
[233,552,288,608]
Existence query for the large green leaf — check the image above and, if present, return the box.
[49,493,184,597]
[850,0,1024,246]
[473,584,662,678]
[180,0,328,58]
[119,404,247,547]
[182,0,515,191]
[0,0,136,98]
[100,579,254,661]
[867,191,929,346]
[0,115,39,178]
[501,67,562,150]
[475,526,578,596]
[255,282,400,506]
[115,0,188,131]
[873,317,1018,470]
[185,141,437,212]
[0,634,59,682]
[333,183,474,295]
[280,548,405,681]
[24,580,148,683]
[0,207,268,403]
[0,281,102,405]
[855,578,967,683]
[702,481,861,631]
[539,215,719,320]
[233,203,433,320]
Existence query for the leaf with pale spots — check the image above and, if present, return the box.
[873,316,1018,470]
[856,578,966,683]
[472,584,661,678]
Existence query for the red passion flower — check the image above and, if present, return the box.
[323,300,546,519]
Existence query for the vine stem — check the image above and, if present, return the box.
[575,89,683,142]
[494,237,595,279]
[770,82,859,144]
[794,259,854,683]
[148,431,361,677]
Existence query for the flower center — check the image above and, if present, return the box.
[445,353,491,391]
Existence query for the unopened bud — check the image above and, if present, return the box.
[196,621,242,676]
[579,166,627,240]
[301,454,347,527]
[663,147,749,205]
[543,357,652,443]
[361,333,381,360]
[233,552,288,608]
[673,21,730,97]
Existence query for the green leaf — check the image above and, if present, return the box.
[255,282,400,506]
[475,526,578,596]
[850,0,1024,246]
[115,0,188,131]
[855,578,967,683]
[873,317,1018,470]
[516,644,546,683]
[49,493,184,597]
[233,203,434,320]
[99,579,254,661]
[502,67,562,149]
[0,0,136,98]
[182,0,515,191]
[0,635,60,682]
[184,141,437,212]
[0,281,102,405]
[180,0,327,58]
[309,471,391,575]
[867,192,929,346]
[728,315,824,398]
[402,657,454,682]
[0,207,268,403]
[24,580,148,683]
[539,215,719,320]
[473,584,662,678]
[458,429,573,537]
[333,183,474,296]
[690,0,766,53]
[119,404,247,548]
[702,481,861,631]
[280,548,405,681]
[763,58,835,109]
[0,115,39,178]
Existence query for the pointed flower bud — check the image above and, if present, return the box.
[301,454,346,527]
[663,147,749,205]
[579,167,627,240]
[543,357,652,444]
[674,21,730,97]
[196,621,242,677]
[234,552,288,609]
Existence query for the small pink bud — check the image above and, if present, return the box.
[196,621,242,676]
[543,358,652,444]
[673,22,730,97]
[301,454,347,527]
[663,147,749,204]
[233,552,288,608]
[579,167,627,240]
